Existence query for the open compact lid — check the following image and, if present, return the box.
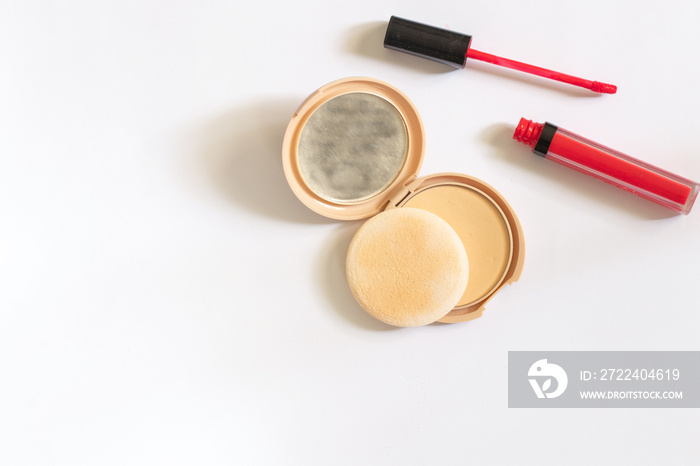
[282,77,425,220]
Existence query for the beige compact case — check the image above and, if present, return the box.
[283,77,524,326]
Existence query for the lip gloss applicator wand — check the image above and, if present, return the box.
[384,16,617,94]
[513,118,700,214]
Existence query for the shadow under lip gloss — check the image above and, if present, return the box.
[514,118,700,215]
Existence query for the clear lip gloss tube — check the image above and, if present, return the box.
[513,118,700,215]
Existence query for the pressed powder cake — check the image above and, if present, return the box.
[402,184,512,307]
[346,207,469,327]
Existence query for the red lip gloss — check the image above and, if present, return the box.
[384,16,616,94]
[513,118,700,214]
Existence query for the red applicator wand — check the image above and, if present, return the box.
[384,16,617,94]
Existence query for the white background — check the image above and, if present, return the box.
[1,1,699,464]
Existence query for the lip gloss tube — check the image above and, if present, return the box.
[513,118,700,214]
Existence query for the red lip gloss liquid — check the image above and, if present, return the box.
[514,118,700,214]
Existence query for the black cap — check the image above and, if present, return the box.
[533,122,559,157]
[383,16,472,69]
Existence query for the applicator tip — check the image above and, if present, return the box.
[591,81,617,94]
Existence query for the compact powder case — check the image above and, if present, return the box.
[283,77,524,325]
